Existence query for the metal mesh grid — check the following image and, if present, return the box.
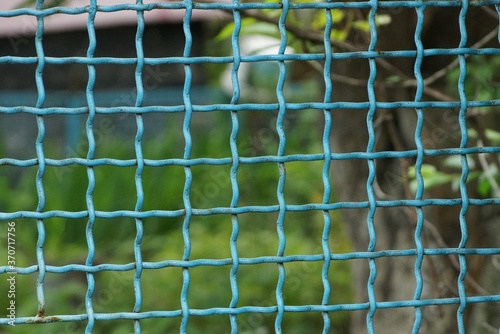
[1,0,500,333]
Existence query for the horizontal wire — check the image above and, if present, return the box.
[1,0,499,18]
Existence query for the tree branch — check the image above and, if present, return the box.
[423,27,499,87]
[477,140,500,197]
[373,173,491,296]
[219,5,499,105]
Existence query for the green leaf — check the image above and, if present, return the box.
[353,20,370,33]
[385,75,401,84]
[425,172,455,188]
[469,170,482,179]
[407,165,418,179]
[311,11,327,30]
[242,21,280,38]
[214,20,244,42]
[408,164,458,193]
[477,177,492,197]
[485,128,500,144]
[442,155,476,169]
[331,9,345,23]
[353,14,391,33]
[420,164,438,178]
[215,18,280,42]
[331,29,347,42]
[467,128,478,139]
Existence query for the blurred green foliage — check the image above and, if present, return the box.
[214,2,391,50]
[0,3,357,332]
[0,108,353,333]
[447,55,500,107]
[409,55,500,198]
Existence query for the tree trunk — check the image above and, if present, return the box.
[330,7,500,333]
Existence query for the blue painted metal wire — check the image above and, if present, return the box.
[274,1,289,332]
[412,5,425,333]
[365,1,379,332]
[180,2,195,332]
[321,3,333,333]
[84,1,98,332]
[34,0,47,321]
[133,2,146,334]
[456,1,470,332]
[229,1,242,332]
[1,0,500,333]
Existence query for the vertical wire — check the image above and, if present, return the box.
[411,4,426,333]
[133,1,146,333]
[228,0,242,332]
[84,1,98,332]
[496,4,500,44]
[180,1,194,332]
[365,0,379,332]
[321,3,333,333]
[457,1,470,332]
[275,1,289,332]
[34,0,46,320]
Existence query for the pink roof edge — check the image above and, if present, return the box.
[0,0,225,38]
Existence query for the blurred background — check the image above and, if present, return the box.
[0,2,353,333]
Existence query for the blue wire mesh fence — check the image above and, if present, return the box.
[1,0,500,333]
